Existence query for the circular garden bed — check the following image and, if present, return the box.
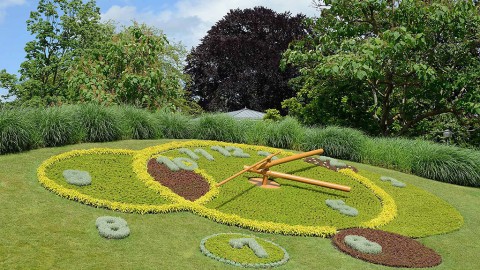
[332,228,442,268]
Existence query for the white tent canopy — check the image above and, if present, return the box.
[225,107,265,120]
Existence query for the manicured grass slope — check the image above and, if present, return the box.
[1,140,478,269]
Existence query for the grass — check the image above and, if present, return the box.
[0,139,478,269]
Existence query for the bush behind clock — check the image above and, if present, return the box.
[0,104,478,187]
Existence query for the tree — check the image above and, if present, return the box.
[1,0,111,105]
[185,6,305,112]
[67,23,196,111]
[282,0,480,136]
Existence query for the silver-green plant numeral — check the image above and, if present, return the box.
[229,238,269,258]
[63,169,92,186]
[325,199,359,216]
[95,216,130,239]
[211,145,231,157]
[173,157,198,171]
[380,176,406,188]
[319,156,347,168]
[194,148,215,161]
[156,156,198,171]
[178,148,200,160]
[156,156,180,171]
[344,235,382,254]
[225,146,250,158]
[257,151,278,160]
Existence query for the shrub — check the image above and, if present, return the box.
[0,108,38,154]
[263,108,282,121]
[76,104,122,142]
[300,126,367,161]
[155,111,192,139]
[35,105,82,147]
[120,106,159,139]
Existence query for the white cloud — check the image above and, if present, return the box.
[0,0,26,23]
[101,0,318,50]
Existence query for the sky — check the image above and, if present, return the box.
[0,0,319,99]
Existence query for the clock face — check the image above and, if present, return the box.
[38,140,463,237]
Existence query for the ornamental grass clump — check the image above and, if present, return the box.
[194,114,246,143]
[0,108,38,154]
[34,105,82,147]
[301,126,367,162]
[120,106,159,139]
[264,117,304,150]
[411,142,480,187]
[155,111,192,139]
[361,138,419,172]
[77,104,122,142]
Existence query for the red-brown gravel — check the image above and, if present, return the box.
[332,228,442,268]
[147,159,210,201]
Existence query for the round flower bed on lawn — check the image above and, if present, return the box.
[332,228,442,268]
[200,233,289,268]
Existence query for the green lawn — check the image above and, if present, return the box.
[1,139,479,269]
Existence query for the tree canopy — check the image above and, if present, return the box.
[3,0,111,106]
[282,0,480,136]
[185,6,305,112]
[67,23,194,111]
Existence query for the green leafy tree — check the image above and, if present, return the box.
[1,0,111,105]
[282,0,480,136]
[67,23,194,111]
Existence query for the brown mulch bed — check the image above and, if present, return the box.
[304,157,358,172]
[332,228,442,268]
[147,159,210,201]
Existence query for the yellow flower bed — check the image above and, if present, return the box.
[38,140,396,237]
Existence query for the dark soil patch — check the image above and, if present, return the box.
[147,159,210,201]
[332,228,442,268]
[304,157,358,172]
